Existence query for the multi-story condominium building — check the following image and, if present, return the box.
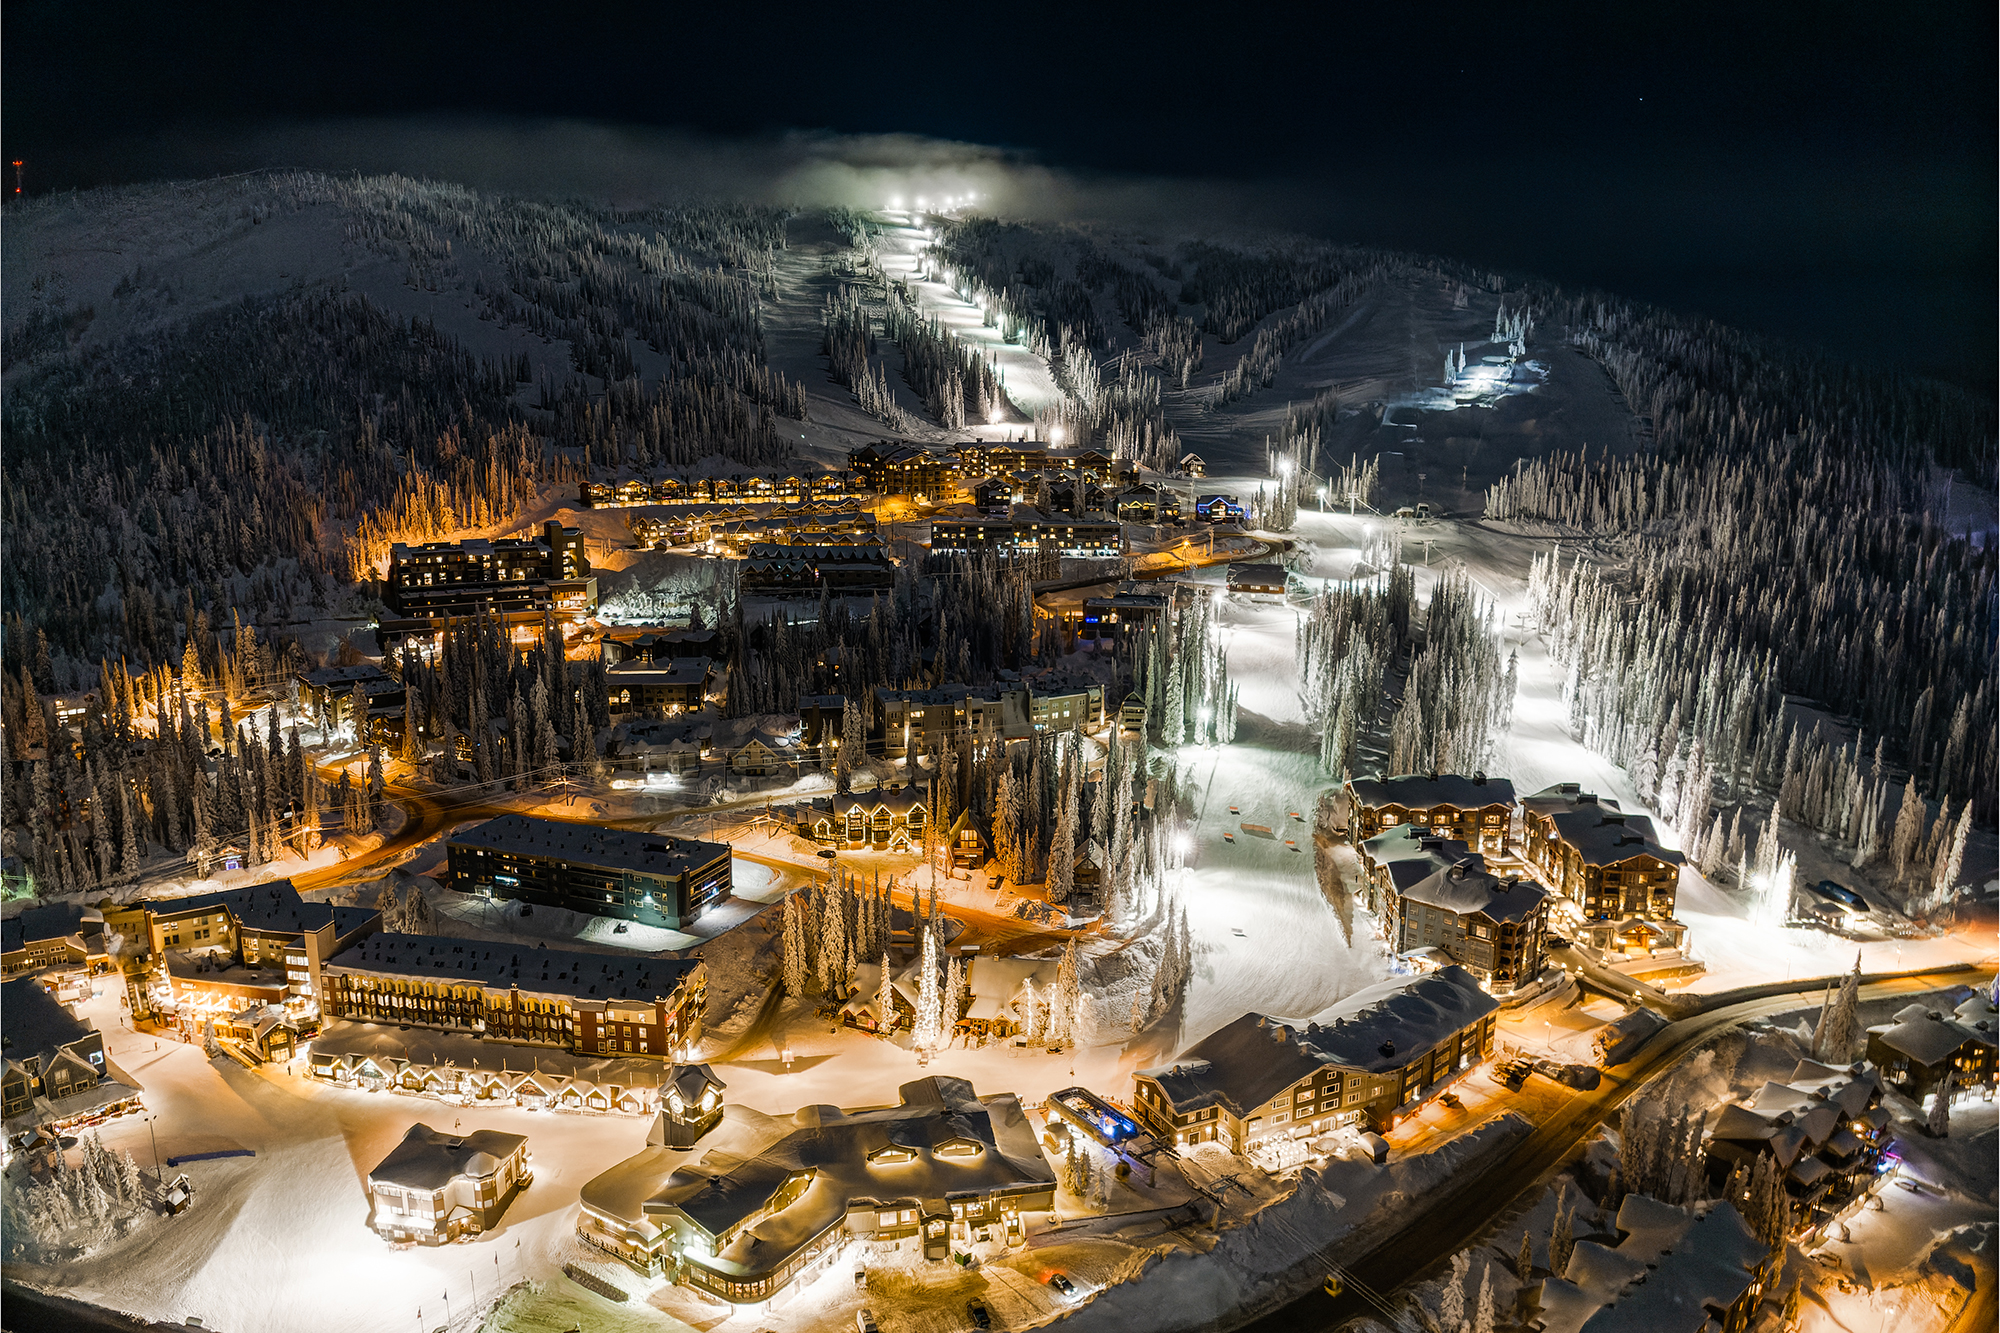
[366,1122,532,1244]
[386,520,596,620]
[874,683,1021,755]
[849,443,958,498]
[1532,1194,1777,1333]
[447,814,732,929]
[1025,668,1105,731]
[578,1073,1055,1303]
[1132,966,1499,1148]
[106,880,380,1032]
[607,655,714,716]
[930,507,1122,558]
[1111,485,1183,523]
[1,977,143,1131]
[1345,773,1517,856]
[1,903,106,976]
[1864,993,1997,1103]
[1521,796,1687,953]
[321,933,707,1058]
[1390,860,1550,994]
[1354,825,1477,916]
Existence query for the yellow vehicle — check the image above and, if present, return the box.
[1325,1273,1344,1298]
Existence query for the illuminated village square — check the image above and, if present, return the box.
[1,176,1994,1333]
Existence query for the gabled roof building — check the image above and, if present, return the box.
[1392,860,1550,994]
[2,977,143,1132]
[1345,773,1516,855]
[1132,966,1499,1149]
[367,1122,532,1244]
[1863,993,1996,1102]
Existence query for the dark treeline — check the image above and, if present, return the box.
[1489,288,1997,827]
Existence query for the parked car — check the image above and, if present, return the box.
[1048,1273,1076,1298]
[967,1296,993,1328]
[857,1309,882,1333]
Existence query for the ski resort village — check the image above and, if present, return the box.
[0,178,1994,1333]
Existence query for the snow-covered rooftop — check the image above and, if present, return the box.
[1140,966,1498,1116]
[367,1122,526,1191]
[1347,772,1517,811]
[1402,860,1549,924]
[448,813,729,878]
[324,932,700,1004]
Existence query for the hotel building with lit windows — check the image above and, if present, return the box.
[320,934,706,1059]
[386,519,597,620]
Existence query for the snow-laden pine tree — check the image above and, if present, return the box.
[875,952,895,1034]
[1439,1252,1469,1333]
[911,920,944,1056]
[1928,1067,1955,1137]
[782,893,809,997]
[817,877,849,997]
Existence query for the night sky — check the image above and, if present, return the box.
[6,0,1993,392]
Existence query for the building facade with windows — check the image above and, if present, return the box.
[447,815,732,929]
[1864,994,1997,1103]
[321,934,706,1059]
[1,903,107,976]
[367,1122,532,1244]
[1,977,143,1132]
[1132,966,1499,1149]
[849,443,959,498]
[105,880,380,1033]
[608,655,714,716]
[1522,803,1687,953]
[1345,773,1516,856]
[577,1074,1055,1303]
[1391,860,1550,993]
[386,520,595,620]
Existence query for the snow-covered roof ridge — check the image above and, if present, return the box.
[366,1121,526,1192]
[1347,772,1517,811]
[1140,967,1499,1118]
[325,931,700,1004]
[1402,859,1549,923]
[1538,1197,1769,1333]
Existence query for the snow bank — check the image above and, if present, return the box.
[1040,1114,1533,1332]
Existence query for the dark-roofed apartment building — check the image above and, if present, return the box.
[1520,787,1687,954]
[1,902,107,976]
[579,1073,1056,1303]
[321,934,707,1059]
[367,1122,531,1244]
[2,977,143,1132]
[105,879,380,1031]
[448,814,732,929]
[386,520,596,620]
[1345,773,1516,856]
[1392,860,1550,994]
[1865,993,1997,1103]
[1132,966,1499,1149]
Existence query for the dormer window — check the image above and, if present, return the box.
[867,1144,917,1165]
